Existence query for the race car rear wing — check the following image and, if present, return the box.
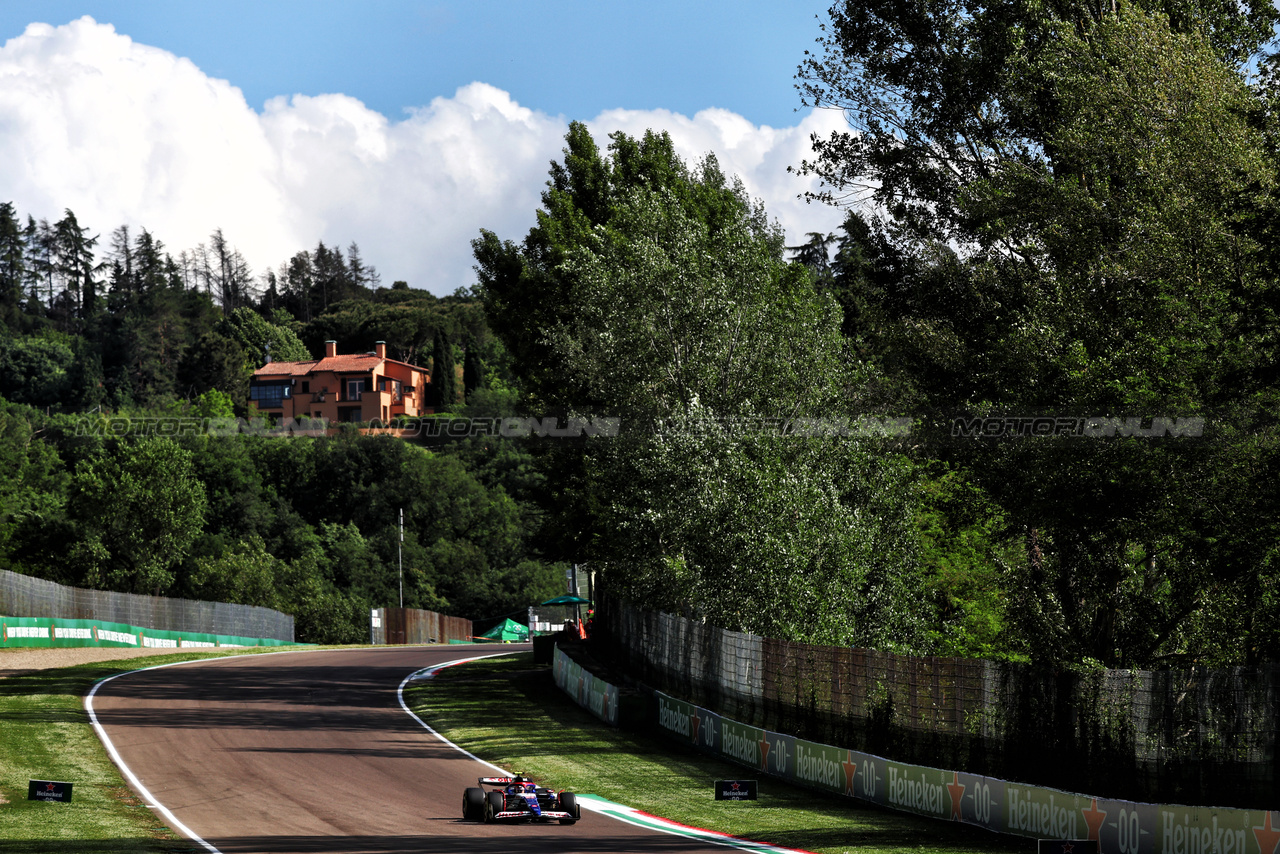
[478,775,531,786]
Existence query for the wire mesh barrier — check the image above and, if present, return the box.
[0,569,294,642]
[596,596,1279,809]
[373,607,472,644]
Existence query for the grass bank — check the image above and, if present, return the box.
[405,651,1025,854]
[0,648,286,853]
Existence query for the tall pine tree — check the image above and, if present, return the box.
[430,329,456,409]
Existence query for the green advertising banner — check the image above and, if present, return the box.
[651,689,1278,853]
[0,616,296,650]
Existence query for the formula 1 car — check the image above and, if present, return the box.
[462,775,580,825]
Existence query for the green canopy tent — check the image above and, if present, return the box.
[478,618,530,643]
[538,595,590,606]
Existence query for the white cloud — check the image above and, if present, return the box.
[0,16,849,295]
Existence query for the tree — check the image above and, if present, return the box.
[802,3,1280,665]
[69,437,207,595]
[217,306,311,365]
[474,124,927,647]
[795,0,1278,245]
[0,203,25,329]
[50,210,102,331]
[209,228,255,314]
[462,334,485,401]
[430,328,456,409]
[787,231,837,289]
[0,335,75,408]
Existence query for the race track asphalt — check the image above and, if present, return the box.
[90,645,735,854]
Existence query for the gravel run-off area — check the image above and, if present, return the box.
[0,646,196,680]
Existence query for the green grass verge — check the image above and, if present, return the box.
[0,648,297,853]
[406,652,1027,854]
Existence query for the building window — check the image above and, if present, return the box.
[346,377,368,401]
[301,381,309,394]
[249,382,291,409]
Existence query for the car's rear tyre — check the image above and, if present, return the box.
[463,787,484,821]
[558,791,579,825]
[485,790,504,824]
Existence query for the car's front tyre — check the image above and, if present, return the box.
[484,790,504,824]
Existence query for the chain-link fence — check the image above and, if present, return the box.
[0,569,294,642]
[596,596,1279,809]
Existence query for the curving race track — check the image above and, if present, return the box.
[87,645,745,854]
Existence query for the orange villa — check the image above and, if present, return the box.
[249,340,431,423]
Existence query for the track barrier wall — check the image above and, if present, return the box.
[552,633,1279,852]
[652,688,1280,854]
[553,643,620,725]
[0,616,296,650]
[596,597,1279,810]
[0,569,294,642]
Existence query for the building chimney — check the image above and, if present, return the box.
[375,340,387,360]
[325,340,337,358]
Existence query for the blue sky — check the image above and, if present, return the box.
[0,2,849,294]
[3,1,832,126]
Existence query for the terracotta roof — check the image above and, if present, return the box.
[252,353,429,378]
[311,354,383,373]
[252,360,317,377]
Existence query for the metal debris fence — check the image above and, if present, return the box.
[596,597,1280,809]
[371,607,472,645]
[0,569,294,642]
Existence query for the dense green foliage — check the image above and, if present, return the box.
[0,208,558,642]
[475,124,928,648]
[795,0,1280,665]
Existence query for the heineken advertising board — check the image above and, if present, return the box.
[0,616,296,650]
[715,779,758,800]
[652,690,1280,853]
[28,780,72,802]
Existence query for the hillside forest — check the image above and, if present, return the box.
[3,0,1280,664]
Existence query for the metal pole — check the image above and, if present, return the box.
[398,507,404,609]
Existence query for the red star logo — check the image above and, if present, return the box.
[842,750,858,796]
[1062,844,1074,854]
[45,783,55,792]
[731,782,741,791]
[758,732,771,771]
[1255,811,1280,854]
[946,771,965,821]
[689,710,701,745]
[1082,798,1107,842]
